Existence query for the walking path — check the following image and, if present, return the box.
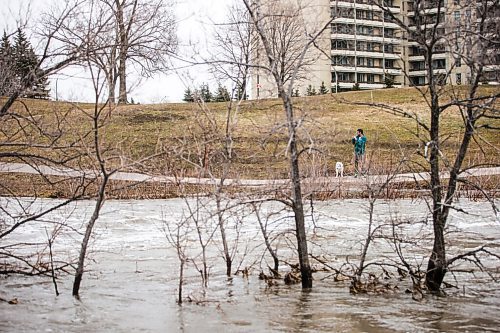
[1,162,499,190]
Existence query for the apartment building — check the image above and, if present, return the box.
[330,0,404,91]
[250,0,499,98]
[407,0,499,86]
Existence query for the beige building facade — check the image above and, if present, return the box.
[250,0,499,98]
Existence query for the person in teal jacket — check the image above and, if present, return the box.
[351,128,367,177]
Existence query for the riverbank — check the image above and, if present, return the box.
[2,171,499,200]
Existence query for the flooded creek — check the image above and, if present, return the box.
[1,198,499,332]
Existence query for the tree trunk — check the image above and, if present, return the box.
[178,259,184,304]
[425,217,446,292]
[425,63,446,293]
[72,183,106,297]
[115,0,129,104]
[282,93,312,289]
[117,56,127,104]
[216,193,232,277]
[107,72,116,105]
[254,204,280,273]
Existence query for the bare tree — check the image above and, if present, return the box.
[71,64,116,297]
[210,2,256,100]
[357,0,500,293]
[43,0,177,104]
[102,0,177,104]
[162,208,190,304]
[0,1,102,280]
[251,202,282,274]
[242,0,333,288]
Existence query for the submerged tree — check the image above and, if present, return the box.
[242,0,333,289]
[361,0,500,293]
[0,0,102,281]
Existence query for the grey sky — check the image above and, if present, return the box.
[0,0,234,103]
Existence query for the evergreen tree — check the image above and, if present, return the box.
[0,31,15,96]
[183,87,194,102]
[14,28,36,80]
[13,28,50,99]
[292,88,300,97]
[319,81,329,95]
[199,83,212,102]
[384,74,395,88]
[352,82,360,91]
[306,84,316,96]
[214,85,230,102]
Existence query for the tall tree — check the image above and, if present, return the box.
[0,31,16,96]
[12,28,50,99]
[43,0,177,104]
[366,0,500,293]
[242,0,333,289]
[107,0,177,104]
[13,28,37,80]
[0,0,105,281]
[1,1,84,116]
[211,2,256,100]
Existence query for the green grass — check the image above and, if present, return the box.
[1,86,499,179]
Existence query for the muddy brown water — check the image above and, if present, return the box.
[1,198,499,332]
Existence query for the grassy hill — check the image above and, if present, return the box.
[1,86,499,181]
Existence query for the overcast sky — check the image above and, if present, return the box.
[0,0,234,103]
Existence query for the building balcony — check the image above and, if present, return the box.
[333,81,401,90]
[331,33,401,45]
[408,68,447,76]
[408,53,446,61]
[407,7,445,17]
[331,49,401,60]
[332,17,400,29]
[332,0,401,12]
[331,65,402,76]
[408,22,445,30]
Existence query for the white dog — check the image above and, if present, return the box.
[335,161,344,177]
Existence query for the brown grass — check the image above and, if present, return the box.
[1,86,499,182]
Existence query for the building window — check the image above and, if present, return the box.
[385,59,395,68]
[338,73,351,82]
[432,59,446,69]
[455,57,461,67]
[456,73,462,85]
[357,57,365,66]
[454,11,460,21]
[367,74,375,83]
[384,44,394,53]
[357,73,365,83]
[333,56,354,66]
[333,40,349,50]
[367,58,375,67]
